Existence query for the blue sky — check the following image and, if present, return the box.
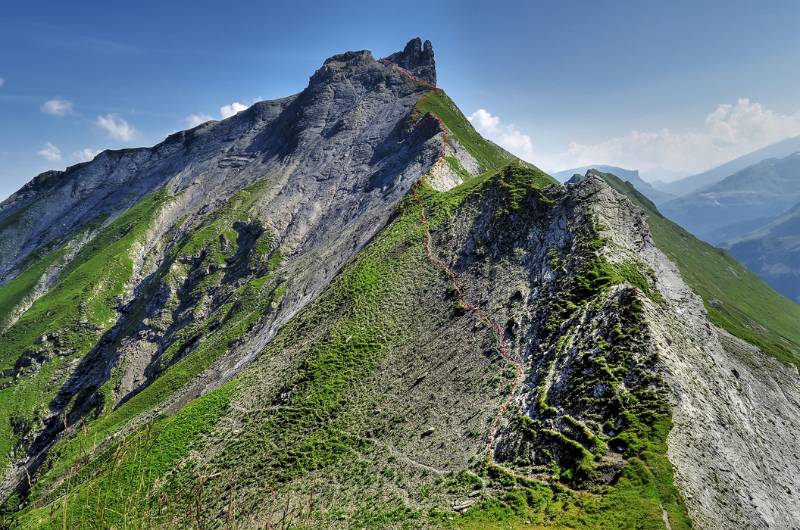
[2,0,800,199]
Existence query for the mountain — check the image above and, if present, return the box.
[1,39,799,529]
[576,169,800,364]
[660,152,800,244]
[552,165,675,204]
[726,201,800,302]
[658,135,800,196]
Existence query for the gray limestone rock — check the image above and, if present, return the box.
[385,37,436,85]
[581,174,800,529]
[0,37,446,500]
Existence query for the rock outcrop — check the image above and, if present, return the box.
[576,174,800,529]
[0,38,446,501]
[1,38,799,530]
[384,37,436,85]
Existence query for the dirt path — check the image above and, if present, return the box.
[379,58,593,498]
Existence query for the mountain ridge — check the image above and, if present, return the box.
[656,135,800,195]
[0,38,451,496]
[660,151,800,244]
[1,39,799,529]
[575,168,800,365]
[552,165,675,205]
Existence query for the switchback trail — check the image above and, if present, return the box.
[380,59,590,495]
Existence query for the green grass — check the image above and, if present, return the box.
[12,177,436,527]
[20,179,285,507]
[0,249,64,329]
[595,170,800,366]
[454,288,688,529]
[7,165,691,529]
[14,382,237,529]
[0,193,168,370]
[3,115,696,528]
[454,456,685,529]
[424,167,688,528]
[609,260,664,305]
[423,161,558,224]
[416,91,516,172]
[178,192,434,516]
[0,215,113,331]
[424,166,687,528]
[0,192,170,471]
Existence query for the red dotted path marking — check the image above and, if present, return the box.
[381,58,591,497]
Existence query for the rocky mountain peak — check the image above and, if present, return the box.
[4,36,800,530]
[385,37,436,85]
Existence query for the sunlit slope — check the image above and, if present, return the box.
[591,170,800,366]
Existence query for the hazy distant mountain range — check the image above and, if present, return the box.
[660,151,800,244]
[552,165,676,204]
[726,201,800,303]
[2,39,800,530]
[655,135,800,196]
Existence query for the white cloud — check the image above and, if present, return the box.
[37,142,62,161]
[95,113,137,141]
[0,78,5,88]
[185,113,214,127]
[220,102,248,119]
[469,109,501,133]
[41,98,74,117]
[468,109,535,161]
[545,98,800,179]
[72,148,101,163]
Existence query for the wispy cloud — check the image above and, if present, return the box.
[95,113,137,141]
[29,23,156,56]
[185,113,214,127]
[37,142,62,161]
[0,78,5,89]
[26,23,272,61]
[72,148,101,163]
[468,109,534,161]
[220,102,248,119]
[41,98,75,117]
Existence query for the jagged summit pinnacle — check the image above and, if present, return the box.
[307,38,435,92]
[4,35,800,530]
[385,37,436,85]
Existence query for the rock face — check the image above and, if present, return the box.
[551,164,676,205]
[0,43,438,282]
[437,171,800,528]
[578,174,800,529]
[384,37,436,85]
[0,38,445,499]
[1,38,799,530]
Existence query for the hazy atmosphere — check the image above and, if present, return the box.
[2,3,800,529]
[3,0,800,199]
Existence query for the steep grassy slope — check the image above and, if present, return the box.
[5,39,800,529]
[0,192,171,472]
[1,50,697,528]
[416,91,516,172]
[591,170,800,366]
[0,180,286,508]
[6,165,689,529]
[1,46,450,522]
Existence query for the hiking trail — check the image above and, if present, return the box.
[381,58,589,495]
